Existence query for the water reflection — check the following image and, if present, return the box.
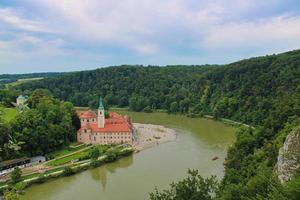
[90,155,134,190]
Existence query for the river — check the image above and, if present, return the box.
[22,111,236,200]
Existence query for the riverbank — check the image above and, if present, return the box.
[20,111,237,200]
[111,108,254,129]
[0,146,133,193]
[0,123,177,193]
[133,123,177,151]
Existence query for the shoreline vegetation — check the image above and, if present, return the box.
[111,107,254,129]
[0,121,179,194]
[1,50,298,199]
[0,145,134,193]
[0,105,249,197]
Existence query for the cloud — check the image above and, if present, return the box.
[1,0,300,73]
[0,8,55,33]
[202,15,300,54]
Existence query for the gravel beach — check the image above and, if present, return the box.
[133,123,177,151]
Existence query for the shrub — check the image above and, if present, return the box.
[104,150,118,162]
[3,189,20,200]
[143,106,153,113]
[90,159,104,168]
[62,167,74,176]
[89,147,100,160]
[35,174,46,184]
[10,167,22,184]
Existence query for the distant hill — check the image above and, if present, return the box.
[0,72,64,89]
[16,50,300,127]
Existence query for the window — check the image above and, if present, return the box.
[94,136,96,141]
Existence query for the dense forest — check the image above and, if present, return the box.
[17,50,299,127]
[4,50,300,199]
[0,89,79,161]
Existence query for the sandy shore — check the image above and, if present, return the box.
[132,123,177,151]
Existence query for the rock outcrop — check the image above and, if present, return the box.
[277,128,300,183]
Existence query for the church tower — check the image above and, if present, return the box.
[98,97,105,128]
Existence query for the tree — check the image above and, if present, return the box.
[10,90,77,156]
[62,166,74,176]
[105,149,118,162]
[169,102,178,113]
[3,189,20,200]
[10,167,22,184]
[150,170,218,200]
[89,147,100,160]
[143,105,152,113]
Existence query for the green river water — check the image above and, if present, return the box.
[22,111,236,200]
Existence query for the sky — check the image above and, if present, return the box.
[0,0,300,74]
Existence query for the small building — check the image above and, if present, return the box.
[30,156,46,165]
[77,97,134,145]
[0,156,46,175]
[16,95,28,106]
[0,157,30,175]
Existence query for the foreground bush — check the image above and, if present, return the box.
[150,170,218,200]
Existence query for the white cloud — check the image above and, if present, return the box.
[202,15,300,53]
[1,0,300,73]
[0,8,56,33]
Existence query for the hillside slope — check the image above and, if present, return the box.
[15,50,300,199]
[17,50,300,126]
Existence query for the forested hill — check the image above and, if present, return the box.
[16,50,300,127]
[10,50,300,199]
[0,72,64,83]
[0,72,64,89]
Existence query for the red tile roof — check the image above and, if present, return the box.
[80,110,97,119]
[79,112,132,133]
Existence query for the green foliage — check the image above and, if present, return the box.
[62,166,74,176]
[9,90,78,157]
[0,89,78,161]
[104,149,118,162]
[284,172,300,200]
[150,169,218,200]
[90,159,104,168]
[89,147,100,160]
[143,105,153,113]
[35,174,46,184]
[0,89,18,106]
[3,189,20,200]
[6,50,300,199]
[10,167,22,184]
[0,122,19,161]
[0,107,18,123]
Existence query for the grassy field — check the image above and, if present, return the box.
[47,145,109,166]
[49,144,87,158]
[5,77,44,89]
[0,107,18,122]
[47,150,90,166]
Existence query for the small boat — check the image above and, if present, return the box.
[212,156,219,161]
